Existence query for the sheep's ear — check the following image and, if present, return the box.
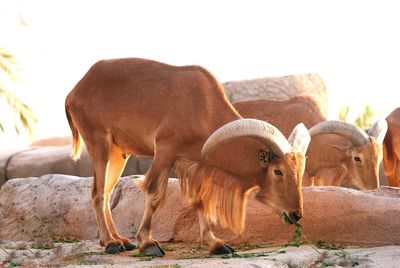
[258,150,276,168]
[368,118,388,144]
[288,123,311,154]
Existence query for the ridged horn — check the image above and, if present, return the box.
[288,123,311,154]
[309,120,370,147]
[201,119,291,158]
[368,119,388,144]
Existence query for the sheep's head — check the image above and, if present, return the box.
[309,119,387,190]
[202,119,310,224]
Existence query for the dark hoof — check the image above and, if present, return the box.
[225,244,235,252]
[105,244,124,254]
[214,244,235,255]
[119,244,126,252]
[142,244,165,257]
[124,242,137,251]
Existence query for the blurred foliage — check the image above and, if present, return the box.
[354,105,375,131]
[0,47,36,136]
[338,105,350,122]
[338,105,375,130]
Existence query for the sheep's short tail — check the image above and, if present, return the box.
[65,102,82,161]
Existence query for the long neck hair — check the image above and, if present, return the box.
[174,158,254,234]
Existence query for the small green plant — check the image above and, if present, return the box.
[31,242,53,250]
[283,222,307,247]
[320,260,333,267]
[52,237,79,243]
[194,245,203,251]
[315,240,344,250]
[220,251,269,259]
[161,244,178,252]
[131,252,155,261]
[8,259,21,267]
[82,251,107,256]
[235,242,268,251]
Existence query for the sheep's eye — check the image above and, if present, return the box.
[274,169,283,176]
[354,156,362,162]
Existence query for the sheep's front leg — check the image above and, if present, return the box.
[197,206,235,254]
[136,193,165,256]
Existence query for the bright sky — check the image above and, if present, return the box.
[1,0,400,149]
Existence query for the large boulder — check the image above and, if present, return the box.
[223,73,328,118]
[1,174,399,246]
[0,146,153,187]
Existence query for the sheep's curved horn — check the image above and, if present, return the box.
[201,119,291,158]
[368,119,388,144]
[309,120,370,147]
[288,123,311,154]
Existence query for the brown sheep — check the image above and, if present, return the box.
[233,98,387,190]
[65,58,311,256]
[383,107,400,186]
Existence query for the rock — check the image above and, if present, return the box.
[30,136,72,147]
[0,175,98,240]
[0,147,93,182]
[1,175,400,247]
[223,73,328,118]
[0,146,155,187]
[0,149,20,187]
[232,96,326,138]
[1,239,399,267]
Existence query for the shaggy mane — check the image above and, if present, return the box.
[174,158,252,234]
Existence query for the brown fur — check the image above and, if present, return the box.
[383,107,400,186]
[140,168,170,208]
[65,58,306,254]
[234,97,383,190]
[175,158,251,234]
[65,105,82,161]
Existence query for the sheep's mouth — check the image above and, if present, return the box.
[282,212,294,224]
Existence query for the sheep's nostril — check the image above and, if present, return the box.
[291,211,302,222]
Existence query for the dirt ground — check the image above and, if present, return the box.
[1,239,400,267]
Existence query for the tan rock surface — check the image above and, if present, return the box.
[1,239,399,267]
[223,73,328,118]
[0,147,154,187]
[1,175,400,247]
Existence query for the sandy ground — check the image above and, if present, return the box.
[1,239,400,267]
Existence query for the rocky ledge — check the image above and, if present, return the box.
[1,175,400,247]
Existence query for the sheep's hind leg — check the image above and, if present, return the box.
[89,138,125,254]
[136,147,174,256]
[104,146,137,252]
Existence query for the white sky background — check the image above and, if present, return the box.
[1,0,400,149]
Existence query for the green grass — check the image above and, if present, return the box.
[8,259,21,267]
[283,222,307,247]
[283,223,345,252]
[31,242,53,250]
[52,237,80,243]
[315,240,344,250]
[220,251,269,259]
[234,242,269,251]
